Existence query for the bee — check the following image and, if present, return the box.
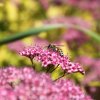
[47,44,64,56]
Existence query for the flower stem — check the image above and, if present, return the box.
[46,67,51,73]
[51,64,59,73]
[30,58,35,70]
[54,70,66,81]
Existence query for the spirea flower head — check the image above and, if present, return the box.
[20,45,43,59]
[0,67,92,100]
[20,45,85,75]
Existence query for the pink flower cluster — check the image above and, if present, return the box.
[0,67,92,100]
[20,45,43,59]
[7,40,25,52]
[75,56,100,85]
[20,45,85,74]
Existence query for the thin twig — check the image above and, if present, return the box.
[54,71,66,81]
[30,58,35,70]
[46,67,51,73]
[50,64,59,73]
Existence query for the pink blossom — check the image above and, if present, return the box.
[75,56,95,67]
[20,45,43,59]
[0,67,92,100]
[20,45,85,74]
[7,40,25,52]
[75,56,100,85]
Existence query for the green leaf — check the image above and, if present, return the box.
[0,24,100,46]
[0,24,64,46]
